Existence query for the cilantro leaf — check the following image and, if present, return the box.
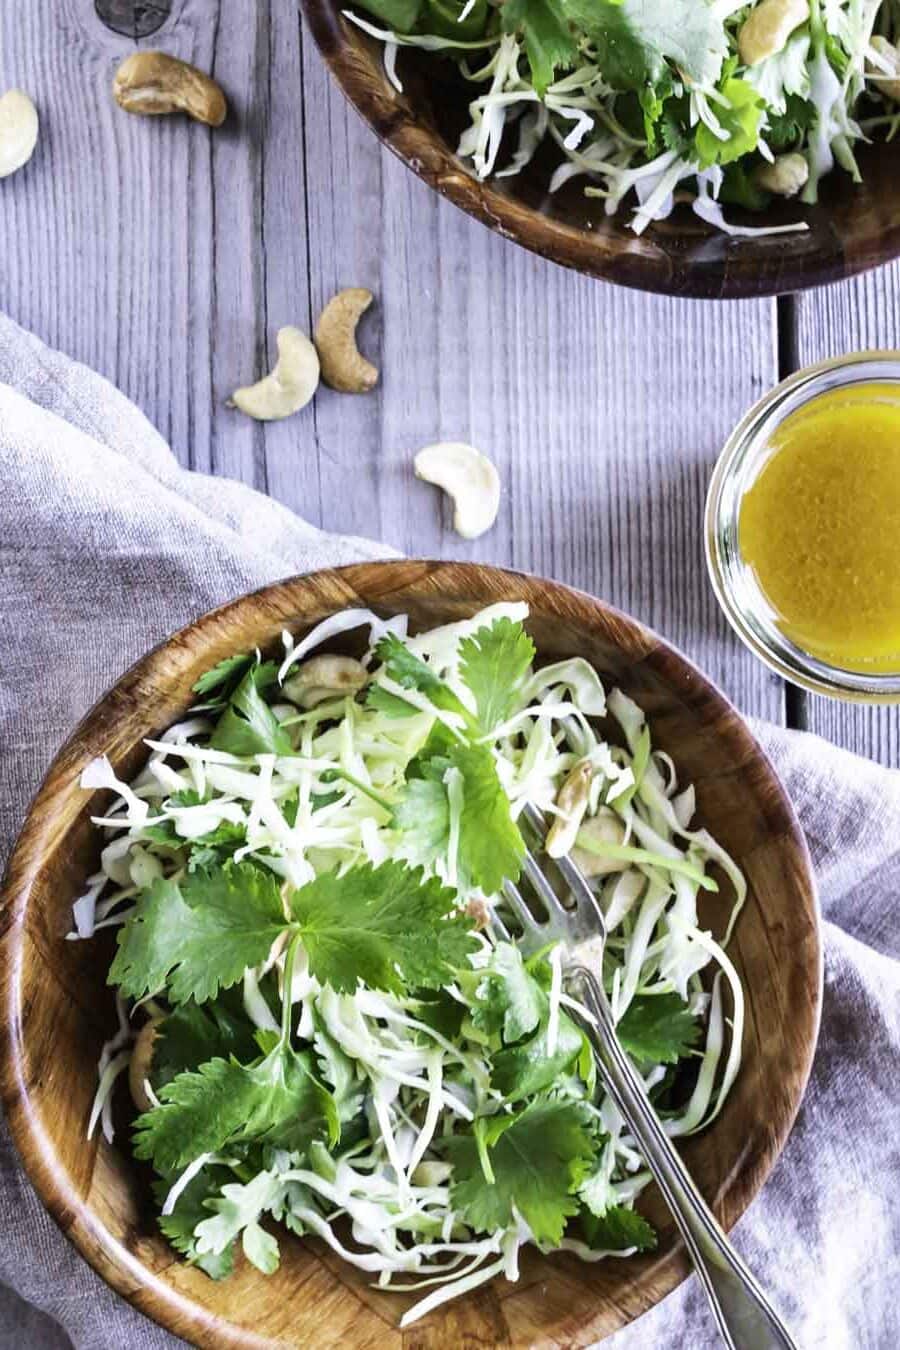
[313,1024,366,1126]
[458,618,535,734]
[566,0,727,91]
[134,1043,337,1173]
[446,1097,597,1245]
[395,742,524,894]
[365,684,420,718]
[500,0,578,96]
[154,1166,237,1279]
[210,666,293,757]
[718,161,770,213]
[470,943,543,1043]
[582,1203,658,1252]
[153,994,261,1088]
[616,992,700,1066]
[242,1222,280,1274]
[449,743,525,894]
[424,0,489,41]
[192,652,255,698]
[492,1009,586,1101]
[765,94,815,153]
[413,987,467,1041]
[289,861,478,994]
[394,777,450,867]
[353,0,422,31]
[109,865,286,1006]
[468,945,589,1099]
[373,634,472,724]
[695,78,764,168]
[193,1170,285,1275]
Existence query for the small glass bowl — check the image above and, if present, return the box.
[705,351,900,703]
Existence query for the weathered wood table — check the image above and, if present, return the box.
[1,0,898,1343]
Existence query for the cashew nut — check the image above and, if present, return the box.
[282,654,368,708]
[412,1160,453,1187]
[314,289,379,394]
[867,35,900,103]
[571,808,627,878]
[737,0,808,66]
[229,327,320,420]
[754,151,809,197]
[113,51,227,127]
[414,442,500,540]
[546,760,595,859]
[128,1018,161,1113]
[0,90,38,179]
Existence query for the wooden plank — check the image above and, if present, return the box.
[300,30,783,717]
[0,0,232,476]
[793,266,900,765]
[0,0,783,728]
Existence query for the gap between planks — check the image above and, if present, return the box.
[775,293,809,735]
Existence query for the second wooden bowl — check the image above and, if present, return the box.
[300,1,900,299]
[0,560,821,1347]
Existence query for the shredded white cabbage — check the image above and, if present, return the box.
[79,602,747,1323]
[343,0,894,238]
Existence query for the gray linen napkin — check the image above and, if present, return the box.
[0,315,897,1350]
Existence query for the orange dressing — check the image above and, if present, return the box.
[739,382,900,674]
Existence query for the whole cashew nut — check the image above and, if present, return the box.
[283,654,369,708]
[113,51,227,127]
[546,759,595,859]
[867,35,900,103]
[754,151,809,196]
[229,326,320,420]
[737,0,808,66]
[128,1018,161,1113]
[0,90,38,179]
[314,289,379,393]
[414,442,501,540]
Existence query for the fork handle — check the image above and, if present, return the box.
[567,966,797,1350]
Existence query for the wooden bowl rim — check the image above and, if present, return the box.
[299,0,900,299]
[0,559,822,1347]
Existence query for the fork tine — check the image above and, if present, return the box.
[501,879,540,937]
[521,801,549,837]
[522,851,570,923]
[488,908,512,943]
[553,851,607,936]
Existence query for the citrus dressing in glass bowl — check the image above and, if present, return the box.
[707,354,900,701]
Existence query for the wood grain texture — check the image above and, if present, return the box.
[0,562,822,1350]
[792,270,900,765]
[0,0,782,729]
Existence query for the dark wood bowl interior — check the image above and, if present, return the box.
[300,2,900,298]
[0,561,822,1347]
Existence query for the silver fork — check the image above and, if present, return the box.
[494,803,797,1350]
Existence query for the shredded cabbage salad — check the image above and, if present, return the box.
[343,0,897,236]
[76,603,745,1325]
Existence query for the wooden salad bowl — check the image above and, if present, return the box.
[300,0,900,299]
[0,561,821,1348]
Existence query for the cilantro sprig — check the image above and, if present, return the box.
[379,618,533,893]
[446,1097,597,1245]
[110,859,478,1005]
[616,992,701,1066]
[134,1037,338,1173]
